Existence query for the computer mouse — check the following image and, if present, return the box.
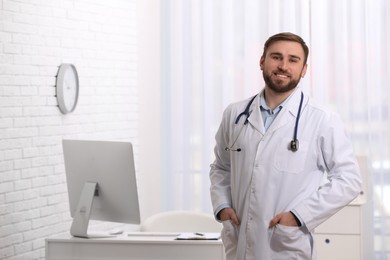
[109,228,124,235]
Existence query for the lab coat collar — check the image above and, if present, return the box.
[247,87,305,135]
[246,92,265,134]
[285,87,305,117]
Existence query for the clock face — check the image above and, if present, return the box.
[56,64,79,114]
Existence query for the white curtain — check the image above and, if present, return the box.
[310,1,390,259]
[160,0,389,258]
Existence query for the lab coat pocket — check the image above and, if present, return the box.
[273,138,308,173]
[270,224,312,260]
[221,220,238,260]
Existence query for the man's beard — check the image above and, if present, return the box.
[263,70,301,93]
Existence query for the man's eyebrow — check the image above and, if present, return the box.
[269,52,302,60]
[269,52,283,56]
[289,55,301,60]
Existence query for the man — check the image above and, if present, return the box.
[209,32,362,260]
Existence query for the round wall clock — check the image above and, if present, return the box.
[56,63,79,114]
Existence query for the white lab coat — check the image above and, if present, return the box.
[210,88,362,260]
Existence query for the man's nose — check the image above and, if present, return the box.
[277,59,288,70]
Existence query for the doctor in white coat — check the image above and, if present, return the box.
[209,32,362,260]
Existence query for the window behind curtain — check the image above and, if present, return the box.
[160,0,389,258]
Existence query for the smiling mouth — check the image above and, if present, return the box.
[274,73,290,79]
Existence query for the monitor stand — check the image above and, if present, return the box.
[70,182,115,238]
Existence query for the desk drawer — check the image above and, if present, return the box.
[314,234,360,260]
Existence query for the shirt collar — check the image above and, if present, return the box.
[259,91,286,114]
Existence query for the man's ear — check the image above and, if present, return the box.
[301,63,308,78]
[259,56,265,70]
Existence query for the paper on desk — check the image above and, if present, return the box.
[175,232,221,240]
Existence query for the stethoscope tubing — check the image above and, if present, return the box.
[293,92,304,141]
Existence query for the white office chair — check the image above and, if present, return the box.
[140,210,222,233]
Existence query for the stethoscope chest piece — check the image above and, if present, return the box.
[290,139,299,152]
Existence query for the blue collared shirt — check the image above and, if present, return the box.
[259,92,286,131]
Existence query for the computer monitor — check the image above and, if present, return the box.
[62,139,141,238]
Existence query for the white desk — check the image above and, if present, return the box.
[45,233,226,260]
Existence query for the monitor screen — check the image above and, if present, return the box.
[63,139,141,237]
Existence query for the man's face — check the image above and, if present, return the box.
[260,41,307,94]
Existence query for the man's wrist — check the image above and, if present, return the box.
[214,203,231,221]
[290,211,302,226]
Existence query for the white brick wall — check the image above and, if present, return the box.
[0,1,138,259]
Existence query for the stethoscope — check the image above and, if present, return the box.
[225,92,304,152]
